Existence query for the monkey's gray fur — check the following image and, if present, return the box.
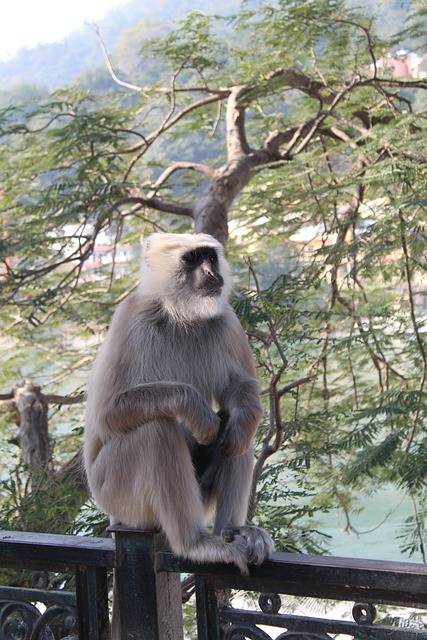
[84,232,274,581]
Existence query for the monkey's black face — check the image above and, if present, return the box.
[182,247,224,296]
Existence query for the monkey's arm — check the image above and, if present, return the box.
[218,375,263,458]
[102,381,220,445]
[212,316,263,457]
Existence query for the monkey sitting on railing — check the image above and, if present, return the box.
[83,232,274,578]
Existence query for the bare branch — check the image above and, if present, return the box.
[0,391,14,401]
[278,375,318,398]
[147,161,215,198]
[108,195,194,218]
[92,24,144,93]
[121,91,229,182]
[146,91,229,144]
[43,392,85,405]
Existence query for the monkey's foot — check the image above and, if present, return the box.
[222,525,274,567]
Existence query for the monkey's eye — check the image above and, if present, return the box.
[182,247,218,269]
[182,250,199,267]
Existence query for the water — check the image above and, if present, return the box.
[316,486,423,563]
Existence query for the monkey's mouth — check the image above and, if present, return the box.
[200,283,223,297]
[198,272,224,296]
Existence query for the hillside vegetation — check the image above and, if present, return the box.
[0,0,417,100]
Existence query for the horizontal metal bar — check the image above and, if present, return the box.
[0,531,115,570]
[157,550,427,608]
[0,585,76,606]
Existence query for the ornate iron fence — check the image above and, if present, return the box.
[0,528,427,639]
[0,530,113,639]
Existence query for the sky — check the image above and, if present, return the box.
[0,0,128,61]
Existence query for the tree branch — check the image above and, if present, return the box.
[239,67,332,106]
[278,375,318,398]
[43,392,85,405]
[107,196,194,219]
[147,161,215,198]
[0,391,14,401]
[92,24,144,93]
[226,86,252,160]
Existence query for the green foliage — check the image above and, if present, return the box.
[151,12,227,80]
[231,158,427,555]
[0,464,82,534]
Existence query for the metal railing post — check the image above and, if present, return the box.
[111,527,183,640]
[195,576,221,640]
[75,564,109,640]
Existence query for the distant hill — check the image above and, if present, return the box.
[0,0,242,93]
[0,0,417,96]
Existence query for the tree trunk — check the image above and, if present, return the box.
[192,87,257,244]
[12,381,51,471]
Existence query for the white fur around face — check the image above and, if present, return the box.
[139,233,233,322]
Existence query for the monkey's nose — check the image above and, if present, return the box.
[205,270,224,288]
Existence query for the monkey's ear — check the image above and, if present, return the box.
[140,235,148,249]
[140,235,152,261]
[140,233,163,268]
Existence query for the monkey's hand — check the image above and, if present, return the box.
[219,413,256,458]
[185,393,221,445]
[222,526,275,567]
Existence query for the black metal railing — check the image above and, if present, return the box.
[0,530,114,639]
[0,528,427,639]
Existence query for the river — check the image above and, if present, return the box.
[314,485,424,563]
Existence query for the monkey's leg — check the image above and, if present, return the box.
[212,451,275,566]
[139,422,256,575]
[92,420,252,574]
[212,451,253,531]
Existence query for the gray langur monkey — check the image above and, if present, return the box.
[83,232,274,577]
